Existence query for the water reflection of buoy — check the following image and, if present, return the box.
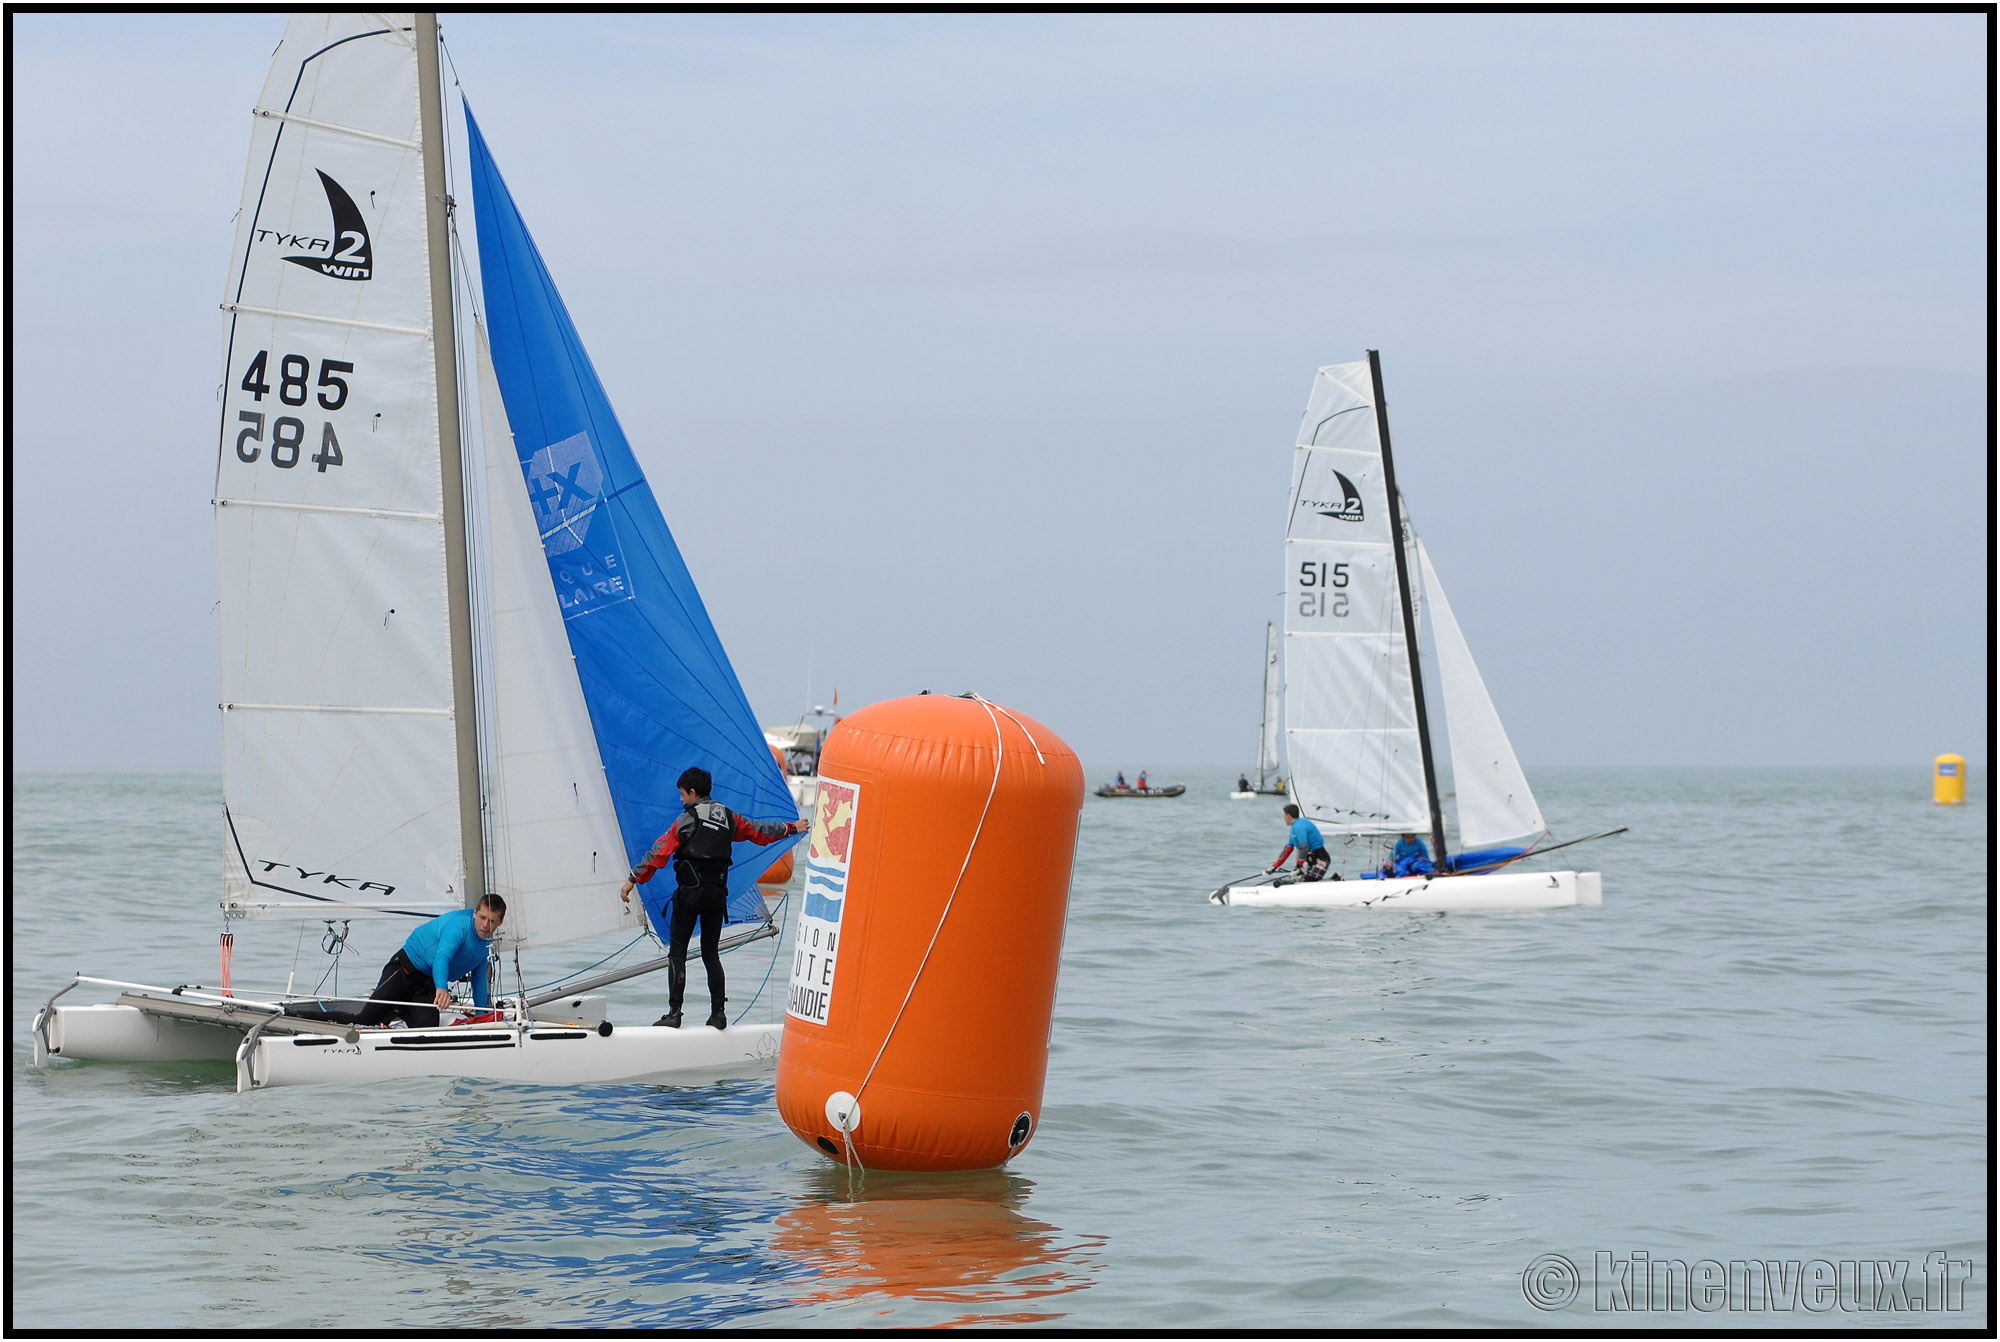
[769,1169,1099,1319]
[776,694,1083,1171]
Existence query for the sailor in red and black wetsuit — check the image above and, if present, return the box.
[619,766,806,1029]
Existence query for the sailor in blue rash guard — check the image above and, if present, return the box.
[291,895,507,1028]
[1270,804,1333,883]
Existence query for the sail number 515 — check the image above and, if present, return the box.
[235,350,350,472]
[1300,560,1349,618]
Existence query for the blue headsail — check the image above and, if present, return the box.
[465,108,796,925]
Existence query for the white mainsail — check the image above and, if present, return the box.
[216,14,463,918]
[474,320,637,949]
[215,16,648,947]
[1282,361,1431,834]
[1417,540,1545,848]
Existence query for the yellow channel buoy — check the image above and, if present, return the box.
[1933,754,1966,806]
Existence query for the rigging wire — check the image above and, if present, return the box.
[313,920,352,997]
[439,28,467,91]
[525,932,650,995]
[731,891,790,1026]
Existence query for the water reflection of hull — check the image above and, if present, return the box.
[771,1169,1100,1323]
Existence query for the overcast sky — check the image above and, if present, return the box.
[10,12,1988,771]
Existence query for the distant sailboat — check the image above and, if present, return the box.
[35,13,799,1087]
[1230,622,1288,798]
[766,703,841,813]
[1213,354,1618,911]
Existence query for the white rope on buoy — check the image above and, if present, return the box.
[984,698,1046,766]
[827,1089,865,1197]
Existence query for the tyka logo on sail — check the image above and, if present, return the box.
[1304,469,1365,522]
[255,860,395,895]
[263,170,373,280]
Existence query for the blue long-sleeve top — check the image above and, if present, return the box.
[402,907,493,1007]
[1276,815,1325,865]
[1387,834,1435,877]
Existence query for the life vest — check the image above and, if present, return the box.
[673,800,735,896]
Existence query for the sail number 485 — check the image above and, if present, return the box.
[235,350,350,472]
[1300,561,1349,618]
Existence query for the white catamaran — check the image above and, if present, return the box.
[33,13,802,1089]
[1230,622,1288,798]
[1214,354,1616,912]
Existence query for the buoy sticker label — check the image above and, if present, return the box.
[788,776,859,1026]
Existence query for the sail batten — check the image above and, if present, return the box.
[215,498,441,522]
[252,107,422,150]
[219,303,432,338]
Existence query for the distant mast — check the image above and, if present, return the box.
[1366,350,1447,868]
[1257,620,1280,790]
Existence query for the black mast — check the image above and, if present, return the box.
[1367,350,1447,870]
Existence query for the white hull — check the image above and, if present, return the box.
[1229,791,1257,799]
[37,992,782,1090]
[246,1021,781,1089]
[787,774,818,811]
[1217,868,1601,911]
[40,1003,243,1064]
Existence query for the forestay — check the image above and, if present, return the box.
[465,110,798,925]
[215,15,463,920]
[1282,362,1430,835]
[1417,541,1545,848]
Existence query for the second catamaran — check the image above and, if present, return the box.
[1214,353,1617,911]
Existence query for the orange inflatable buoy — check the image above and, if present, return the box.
[758,848,795,886]
[775,693,1083,1171]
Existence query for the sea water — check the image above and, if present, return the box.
[9,767,1988,1328]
